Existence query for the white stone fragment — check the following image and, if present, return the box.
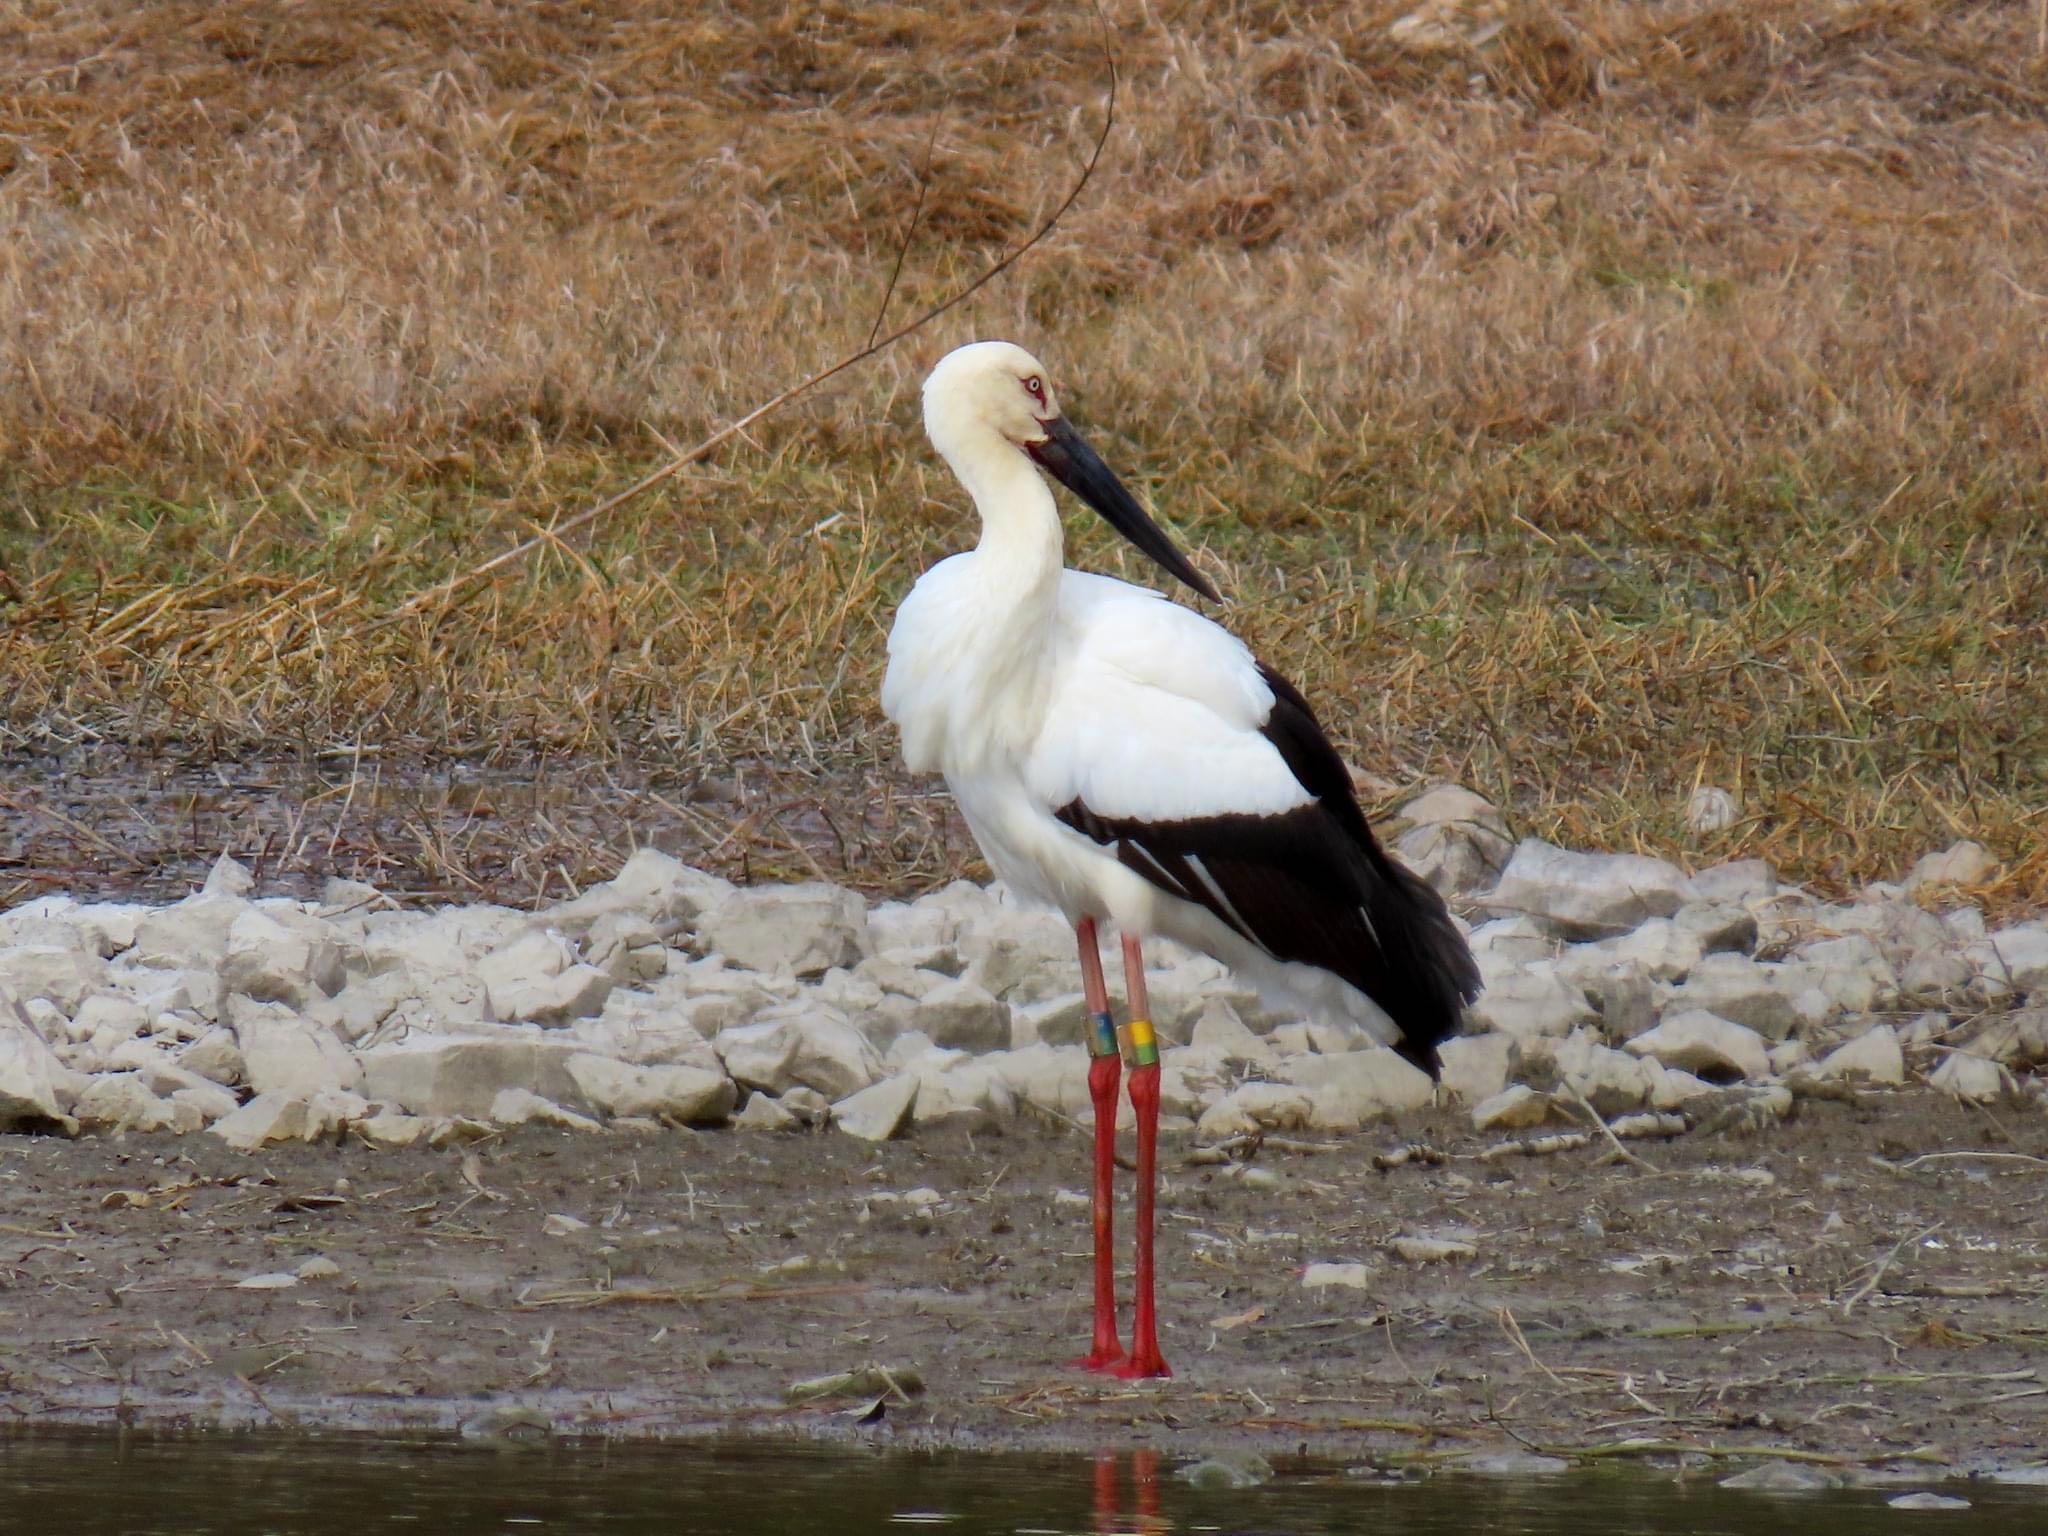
[177,1028,246,1086]
[1471,1084,1557,1132]
[1905,841,1999,890]
[208,1088,365,1151]
[237,1007,362,1098]
[542,848,734,939]
[1488,840,1694,938]
[713,1003,880,1098]
[1388,1233,1478,1263]
[832,1074,919,1141]
[0,1021,79,1134]
[908,977,1010,1053]
[0,944,110,1016]
[1276,1048,1434,1129]
[73,1073,196,1133]
[220,907,346,1008]
[1813,1024,1906,1086]
[1393,784,1513,896]
[1436,1033,1514,1104]
[1462,967,1596,1039]
[1301,1262,1376,1291]
[732,1091,800,1131]
[1963,924,2048,1001]
[1626,1010,1770,1082]
[1687,859,1777,906]
[1194,1083,1315,1139]
[1927,1053,2011,1103]
[489,1087,604,1132]
[357,1034,590,1119]
[1663,952,1802,1041]
[1792,933,1899,1015]
[562,1054,735,1125]
[698,882,869,976]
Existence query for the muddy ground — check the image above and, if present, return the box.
[3,1091,2044,1468]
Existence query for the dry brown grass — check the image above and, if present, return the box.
[1,0,2044,907]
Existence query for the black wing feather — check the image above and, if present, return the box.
[1054,663,1480,1075]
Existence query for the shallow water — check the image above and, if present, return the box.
[4,1436,2044,1536]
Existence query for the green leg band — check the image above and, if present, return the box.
[1119,1017,1160,1068]
[1086,1009,1119,1059]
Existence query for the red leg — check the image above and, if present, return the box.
[1068,916,1125,1372]
[1114,933,1172,1380]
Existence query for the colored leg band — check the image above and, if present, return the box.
[1086,1009,1119,1059]
[1118,1017,1160,1068]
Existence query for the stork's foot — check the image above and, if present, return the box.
[1111,1346,1172,1380]
[1067,1345,1127,1374]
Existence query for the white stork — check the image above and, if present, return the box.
[882,341,1481,1378]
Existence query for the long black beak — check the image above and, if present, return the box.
[1025,416,1221,603]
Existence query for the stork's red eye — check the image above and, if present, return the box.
[1023,375,1045,402]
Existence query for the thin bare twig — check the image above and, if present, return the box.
[392,0,1119,620]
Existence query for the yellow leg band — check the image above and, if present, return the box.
[1118,1017,1159,1068]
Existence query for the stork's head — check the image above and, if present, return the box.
[921,341,1220,603]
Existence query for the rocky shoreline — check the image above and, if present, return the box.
[2,787,2042,1151]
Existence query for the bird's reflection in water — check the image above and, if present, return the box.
[1088,1449,1165,1534]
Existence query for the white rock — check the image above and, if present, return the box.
[1928,1053,2011,1104]
[1488,840,1693,938]
[1688,859,1777,906]
[203,853,255,897]
[220,907,346,1008]
[1684,785,1739,834]
[1960,1011,2048,1070]
[698,882,869,977]
[73,1073,195,1134]
[1792,933,1899,1015]
[1814,1025,1905,1086]
[1471,1084,1557,1131]
[1275,1048,1434,1129]
[909,977,1010,1053]
[131,895,250,971]
[477,930,614,1026]
[1578,919,1702,983]
[1194,1083,1315,1139]
[907,1055,1017,1125]
[170,1080,239,1123]
[177,1028,246,1085]
[237,1007,362,1098]
[1552,1030,1655,1114]
[1393,784,1513,896]
[1905,841,1999,889]
[542,848,734,939]
[1963,924,2048,1001]
[1462,967,1596,1038]
[569,1007,723,1076]
[1301,1261,1376,1291]
[489,1087,604,1131]
[581,913,669,983]
[1673,901,1760,955]
[208,1088,365,1151]
[733,1091,800,1131]
[357,1033,590,1118]
[1663,952,1802,1041]
[562,1054,735,1125]
[0,1022,80,1133]
[356,1109,430,1148]
[1189,1001,1279,1072]
[1468,915,1562,970]
[713,1004,880,1098]
[832,1074,919,1141]
[985,1043,1090,1117]
[1626,1010,1770,1081]
[1388,1233,1478,1263]
[1436,1033,1514,1104]
[1900,947,1972,1005]
[1,944,113,1018]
